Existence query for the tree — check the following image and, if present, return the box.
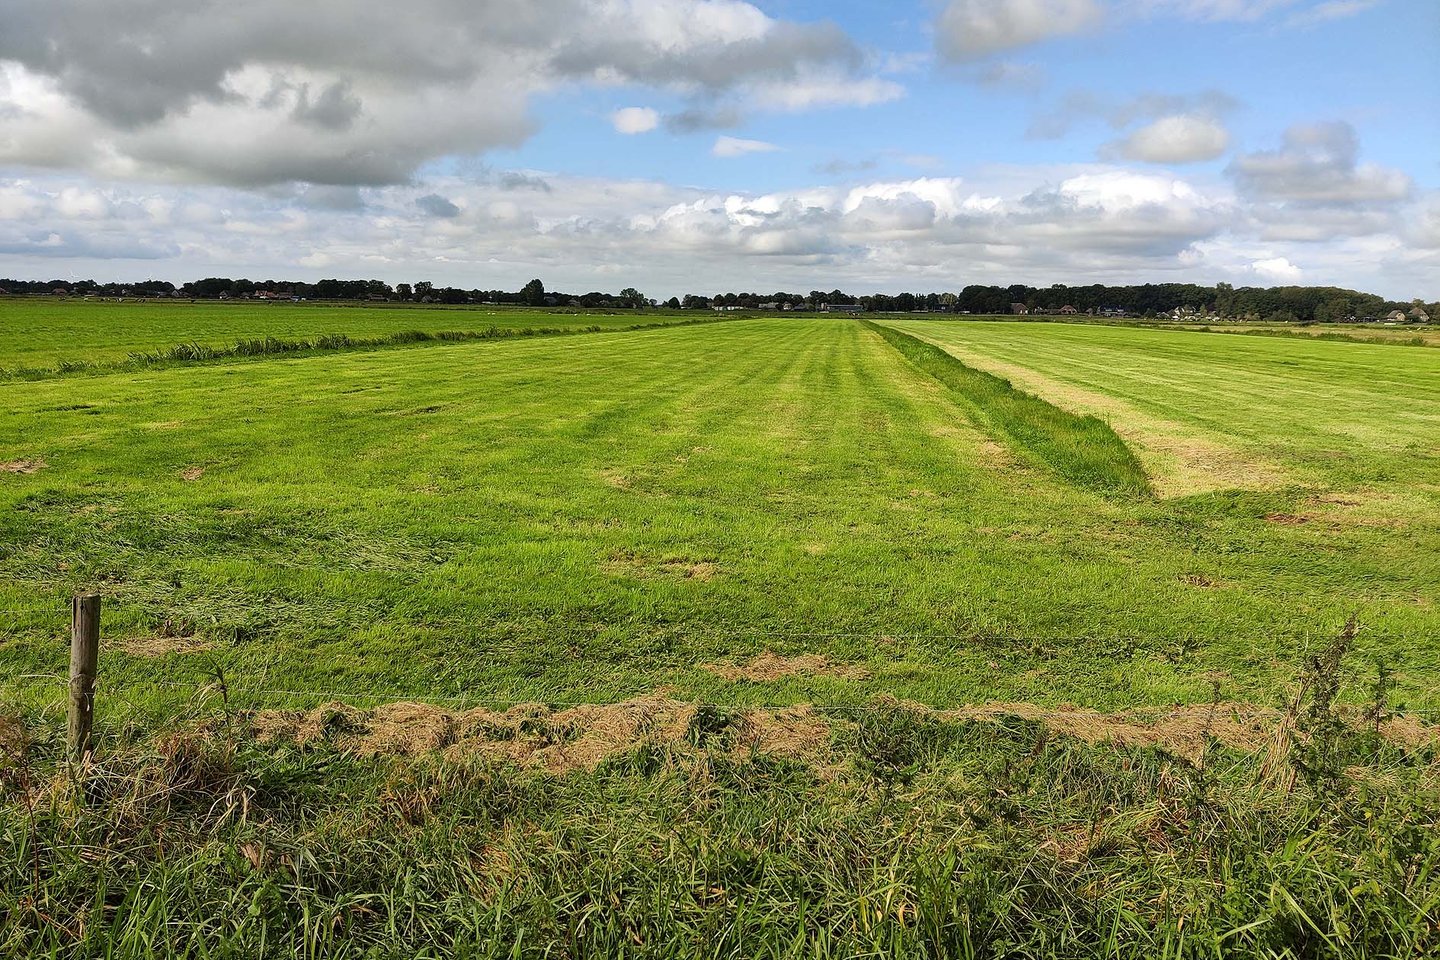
[619,287,646,309]
[396,283,413,300]
[521,278,546,306]
[414,281,433,300]
[663,297,680,310]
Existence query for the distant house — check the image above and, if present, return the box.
[821,303,864,313]
[1010,302,1029,315]
[758,302,780,310]
[1409,306,1430,322]
[51,286,70,296]
[1385,310,1407,322]
[1059,305,1078,315]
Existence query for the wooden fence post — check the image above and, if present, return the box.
[68,593,100,763]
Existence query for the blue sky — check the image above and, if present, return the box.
[1,0,1436,298]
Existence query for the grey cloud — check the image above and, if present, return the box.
[416,194,461,218]
[0,0,882,188]
[936,0,1102,63]
[292,81,363,131]
[0,227,178,260]
[1229,121,1411,204]
[1226,122,1412,242]
[296,184,368,211]
[1029,88,1238,140]
[663,106,745,133]
[498,172,553,193]
[549,21,860,91]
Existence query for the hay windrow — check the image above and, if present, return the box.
[0,458,45,474]
[250,696,704,774]
[243,695,1439,773]
[734,705,832,759]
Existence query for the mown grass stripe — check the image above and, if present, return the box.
[863,319,1151,498]
[0,314,741,383]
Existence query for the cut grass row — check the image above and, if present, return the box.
[884,318,1440,490]
[863,321,1150,498]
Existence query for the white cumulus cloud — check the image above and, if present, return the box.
[1110,115,1231,164]
[612,107,660,134]
[936,0,1103,62]
[713,136,781,158]
[1251,256,1303,281]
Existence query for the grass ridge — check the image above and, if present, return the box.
[864,320,1152,498]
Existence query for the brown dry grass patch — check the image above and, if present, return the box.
[122,620,212,657]
[0,458,45,475]
[703,651,871,682]
[122,635,214,658]
[180,465,206,481]
[949,701,1283,764]
[735,705,833,758]
[242,695,1439,776]
[603,550,720,581]
[0,713,28,760]
[250,696,705,775]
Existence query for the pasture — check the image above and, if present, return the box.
[0,297,676,371]
[3,312,1437,713]
[3,306,1439,956]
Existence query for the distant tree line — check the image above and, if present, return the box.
[1,276,1432,322]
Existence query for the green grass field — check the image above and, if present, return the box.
[3,314,1437,713]
[3,308,1438,956]
[0,297,674,371]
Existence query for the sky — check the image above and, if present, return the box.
[0,0,1436,299]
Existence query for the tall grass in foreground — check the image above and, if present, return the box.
[864,321,1151,498]
[2,691,1436,959]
